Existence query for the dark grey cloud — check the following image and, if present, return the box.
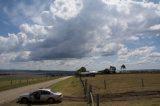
[28,0,109,60]
[0,0,160,63]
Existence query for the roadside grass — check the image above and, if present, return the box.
[0,75,60,91]
[84,73,160,94]
[51,76,84,96]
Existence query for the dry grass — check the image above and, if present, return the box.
[0,75,59,91]
[84,73,160,94]
[100,98,160,106]
[83,73,160,106]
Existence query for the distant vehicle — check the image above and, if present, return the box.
[79,71,96,77]
[18,88,63,104]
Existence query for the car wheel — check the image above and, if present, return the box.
[21,98,28,104]
[47,98,55,104]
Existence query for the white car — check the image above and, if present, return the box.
[18,88,63,104]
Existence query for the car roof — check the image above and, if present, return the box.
[38,88,51,92]
[31,88,53,93]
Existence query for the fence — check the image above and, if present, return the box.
[88,78,160,94]
[79,77,100,106]
[79,74,160,106]
[0,76,55,91]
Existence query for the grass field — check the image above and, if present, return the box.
[0,74,59,91]
[82,73,160,106]
[83,73,160,94]
[100,98,160,106]
[5,73,160,106]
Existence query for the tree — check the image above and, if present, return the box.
[75,67,87,76]
[104,68,110,74]
[77,67,87,73]
[121,64,126,71]
[110,66,116,74]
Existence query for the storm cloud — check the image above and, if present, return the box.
[0,0,160,69]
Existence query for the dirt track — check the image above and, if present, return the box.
[0,76,71,105]
[100,90,160,102]
[62,90,160,102]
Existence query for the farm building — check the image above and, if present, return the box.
[79,71,96,77]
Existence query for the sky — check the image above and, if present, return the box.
[0,0,160,71]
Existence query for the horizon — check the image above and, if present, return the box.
[1,68,160,72]
[0,0,160,71]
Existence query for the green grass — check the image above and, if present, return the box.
[84,73,160,94]
[0,75,60,91]
[51,76,84,96]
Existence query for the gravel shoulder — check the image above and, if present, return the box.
[0,76,71,105]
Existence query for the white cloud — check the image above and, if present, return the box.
[128,36,139,41]
[136,14,145,22]
[129,46,155,57]
[13,51,31,62]
[118,46,160,65]
[0,33,19,53]
[0,0,160,70]
[118,47,129,61]
[50,0,83,20]
[20,24,50,37]
[99,43,124,56]
[0,52,17,63]
[149,24,160,30]
[150,52,160,57]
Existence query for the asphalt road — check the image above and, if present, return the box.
[0,76,71,105]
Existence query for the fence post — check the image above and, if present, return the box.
[90,85,92,93]
[141,79,144,88]
[19,80,21,84]
[96,94,99,106]
[84,79,88,97]
[88,85,92,104]
[10,80,13,86]
[104,80,106,89]
[27,79,29,84]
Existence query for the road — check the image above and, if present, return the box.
[0,76,71,105]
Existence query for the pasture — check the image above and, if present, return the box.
[83,73,160,94]
[5,73,160,106]
[82,73,160,106]
[0,74,59,91]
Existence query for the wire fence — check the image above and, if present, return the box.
[79,77,99,106]
[0,76,57,91]
[79,74,160,106]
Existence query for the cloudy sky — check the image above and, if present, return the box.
[0,0,160,71]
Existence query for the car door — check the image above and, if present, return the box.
[30,91,41,102]
[40,90,51,102]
